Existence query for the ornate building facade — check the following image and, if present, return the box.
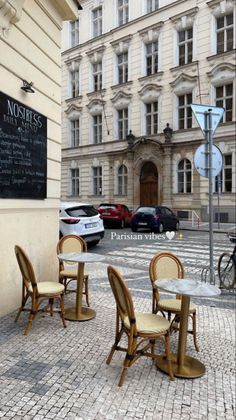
[61,0,236,222]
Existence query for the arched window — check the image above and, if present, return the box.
[177,159,191,193]
[118,165,128,195]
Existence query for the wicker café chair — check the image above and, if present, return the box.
[106,266,174,386]
[15,245,66,336]
[57,235,90,306]
[149,252,199,352]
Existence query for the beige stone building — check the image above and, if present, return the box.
[0,0,80,316]
[61,0,236,223]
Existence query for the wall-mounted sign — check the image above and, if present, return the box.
[0,92,47,199]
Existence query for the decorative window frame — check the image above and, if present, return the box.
[170,73,198,130]
[207,0,236,54]
[65,104,82,147]
[111,91,132,139]
[86,46,105,91]
[139,22,163,75]
[138,84,162,136]
[65,57,82,98]
[114,160,128,195]
[68,160,80,197]
[177,158,192,194]
[207,63,236,121]
[170,7,198,67]
[87,99,105,145]
[173,153,193,193]
[111,35,132,84]
[0,0,24,37]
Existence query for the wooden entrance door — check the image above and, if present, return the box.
[140,162,158,206]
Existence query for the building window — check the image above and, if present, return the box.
[70,70,79,98]
[146,42,158,76]
[118,0,129,25]
[215,154,232,193]
[216,13,233,54]
[71,119,80,147]
[177,159,192,193]
[178,28,193,66]
[70,20,79,47]
[93,115,102,144]
[92,6,102,37]
[118,108,128,139]
[146,102,158,135]
[147,0,159,13]
[93,166,102,195]
[118,165,128,195]
[93,63,102,91]
[178,93,192,129]
[216,84,233,122]
[117,52,128,84]
[71,168,79,196]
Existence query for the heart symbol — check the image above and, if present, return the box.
[166,231,175,240]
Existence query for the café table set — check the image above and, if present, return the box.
[57,251,220,379]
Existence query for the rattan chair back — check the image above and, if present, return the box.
[107,265,135,325]
[149,252,184,283]
[15,245,38,293]
[57,235,87,266]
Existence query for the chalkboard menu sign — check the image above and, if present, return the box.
[0,92,47,199]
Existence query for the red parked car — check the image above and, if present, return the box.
[97,203,132,228]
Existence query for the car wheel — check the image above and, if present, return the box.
[158,223,164,233]
[131,226,137,232]
[88,240,100,247]
[175,222,180,231]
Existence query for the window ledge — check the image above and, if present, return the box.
[111,81,133,90]
[138,72,164,82]
[173,193,193,195]
[173,127,198,134]
[207,49,236,61]
[65,95,83,103]
[87,89,106,97]
[170,61,199,72]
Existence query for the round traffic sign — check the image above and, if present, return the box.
[194,144,223,178]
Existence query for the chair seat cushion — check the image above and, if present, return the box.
[29,282,64,295]
[60,269,88,279]
[158,299,196,313]
[124,313,170,334]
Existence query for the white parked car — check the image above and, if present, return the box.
[60,202,104,246]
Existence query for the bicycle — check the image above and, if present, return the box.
[218,228,236,290]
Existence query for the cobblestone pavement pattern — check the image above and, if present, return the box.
[0,232,235,419]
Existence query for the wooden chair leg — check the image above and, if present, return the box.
[118,335,135,387]
[24,296,37,336]
[15,291,30,322]
[49,298,54,316]
[106,328,124,365]
[60,294,67,328]
[192,312,199,352]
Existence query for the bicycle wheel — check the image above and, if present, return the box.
[218,253,235,290]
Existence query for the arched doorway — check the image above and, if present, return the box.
[140,162,158,205]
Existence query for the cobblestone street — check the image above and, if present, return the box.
[0,266,235,420]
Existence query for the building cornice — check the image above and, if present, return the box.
[62,0,188,56]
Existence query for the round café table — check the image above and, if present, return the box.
[155,278,221,379]
[57,252,105,322]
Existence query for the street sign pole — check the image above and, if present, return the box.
[192,104,224,285]
[204,110,214,283]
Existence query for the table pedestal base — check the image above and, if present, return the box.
[156,353,205,378]
[65,307,96,321]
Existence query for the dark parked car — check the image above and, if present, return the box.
[130,206,179,233]
[97,203,132,228]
